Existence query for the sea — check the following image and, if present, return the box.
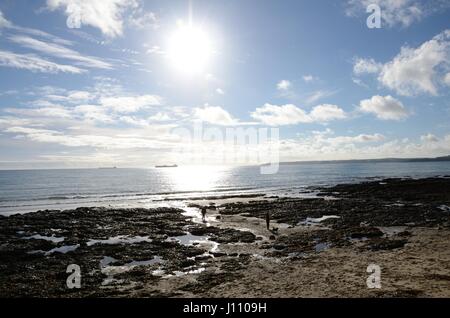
[1,161,450,216]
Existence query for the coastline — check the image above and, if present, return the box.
[1,176,449,297]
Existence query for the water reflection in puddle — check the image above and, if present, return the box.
[22,234,65,243]
[87,235,152,246]
[314,242,330,252]
[163,266,206,278]
[29,244,79,255]
[100,255,164,285]
[298,215,340,226]
[166,233,219,253]
[377,226,407,236]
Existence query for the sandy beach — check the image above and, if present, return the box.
[1,177,449,298]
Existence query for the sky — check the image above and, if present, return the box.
[0,0,449,169]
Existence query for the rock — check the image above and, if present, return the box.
[349,227,384,239]
[367,238,408,251]
[269,235,276,240]
[211,252,226,257]
[180,259,196,268]
[273,244,286,250]
[195,254,213,261]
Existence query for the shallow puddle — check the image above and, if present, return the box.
[314,242,330,252]
[100,255,164,285]
[87,235,152,246]
[299,215,340,226]
[22,234,65,243]
[29,244,80,255]
[166,233,219,253]
[377,226,407,236]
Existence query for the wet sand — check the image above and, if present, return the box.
[0,177,449,297]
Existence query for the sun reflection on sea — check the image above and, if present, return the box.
[162,165,228,192]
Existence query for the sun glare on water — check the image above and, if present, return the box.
[165,166,226,192]
[167,23,213,75]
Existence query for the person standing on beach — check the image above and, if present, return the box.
[266,211,270,230]
[201,207,207,222]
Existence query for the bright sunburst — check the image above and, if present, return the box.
[167,23,213,75]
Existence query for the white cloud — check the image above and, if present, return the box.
[359,95,409,120]
[302,75,318,82]
[325,133,385,145]
[251,103,347,126]
[277,129,450,162]
[380,31,449,96]
[354,30,449,96]
[46,0,139,38]
[194,106,238,126]
[0,10,12,28]
[277,80,291,91]
[3,83,165,127]
[0,49,85,74]
[128,10,158,29]
[353,58,382,75]
[119,116,149,126]
[444,73,450,87]
[5,106,72,118]
[74,104,114,123]
[100,95,162,113]
[345,0,450,28]
[4,126,170,150]
[149,112,171,121]
[66,90,92,102]
[145,45,164,55]
[0,9,76,46]
[305,89,338,104]
[216,88,225,95]
[251,104,309,126]
[309,104,347,122]
[9,35,112,69]
[421,133,439,142]
[32,90,93,105]
[352,77,369,88]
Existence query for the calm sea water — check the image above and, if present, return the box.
[1,162,450,215]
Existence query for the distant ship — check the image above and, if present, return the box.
[98,166,117,169]
[155,164,178,168]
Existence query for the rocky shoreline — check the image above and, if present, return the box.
[1,177,449,297]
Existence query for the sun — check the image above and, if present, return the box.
[167,23,213,75]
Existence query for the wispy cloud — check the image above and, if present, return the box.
[0,50,85,74]
[305,89,338,104]
[0,10,12,28]
[251,103,347,126]
[100,95,162,113]
[1,9,73,45]
[9,35,112,69]
[4,126,172,150]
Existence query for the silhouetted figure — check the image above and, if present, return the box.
[266,211,270,230]
[201,207,207,222]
